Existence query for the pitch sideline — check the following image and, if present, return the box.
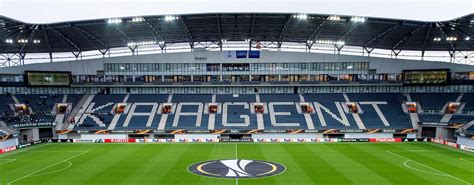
[0,159,17,165]
[386,150,472,185]
[6,151,88,185]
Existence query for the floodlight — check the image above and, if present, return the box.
[328,15,341,21]
[351,17,366,23]
[107,18,122,24]
[165,15,178,22]
[296,14,308,20]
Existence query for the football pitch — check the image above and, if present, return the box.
[0,142,473,185]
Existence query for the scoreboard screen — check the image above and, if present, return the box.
[25,71,71,87]
[402,69,449,85]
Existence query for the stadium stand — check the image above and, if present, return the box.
[347,93,411,129]
[67,93,437,130]
[410,93,459,113]
[0,12,472,150]
[460,93,474,113]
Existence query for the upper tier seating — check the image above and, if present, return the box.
[418,113,444,123]
[1,93,472,131]
[347,93,411,129]
[411,93,458,112]
[461,93,474,113]
[72,93,417,130]
[467,125,474,134]
[0,95,13,113]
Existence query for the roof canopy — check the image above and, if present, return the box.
[0,13,472,54]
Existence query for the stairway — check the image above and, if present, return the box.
[409,113,420,129]
[64,94,93,130]
[0,121,18,135]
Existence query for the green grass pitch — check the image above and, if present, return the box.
[0,142,473,185]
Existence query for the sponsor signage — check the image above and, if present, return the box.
[339,129,364,133]
[18,140,42,149]
[12,122,56,128]
[369,138,402,142]
[421,122,448,126]
[232,50,260,59]
[194,57,207,61]
[68,129,416,134]
[445,141,459,148]
[460,145,474,152]
[188,159,285,178]
[72,139,96,143]
[430,139,460,148]
[236,50,248,58]
[48,139,73,143]
[402,138,429,142]
[248,50,260,58]
[1,146,17,154]
[103,139,129,143]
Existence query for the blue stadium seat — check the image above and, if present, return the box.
[411,93,458,112]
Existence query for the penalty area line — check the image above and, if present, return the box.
[0,159,17,165]
[386,150,472,185]
[235,143,238,185]
[30,160,73,177]
[6,151,88,185]
[459,158,474,164]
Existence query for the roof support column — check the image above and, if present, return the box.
[335,45,344,54]
[449,50,456,63]
[72,51,82,60]
[391,49,401,59]
[99,48,109,58]
[129,46,138,55]
[363,47,374,57]
[306,42,313,53]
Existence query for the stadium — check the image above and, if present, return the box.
[0,0,473,184]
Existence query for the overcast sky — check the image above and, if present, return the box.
[0,0,472,23]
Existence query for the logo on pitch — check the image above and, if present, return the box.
[188,159,285,178]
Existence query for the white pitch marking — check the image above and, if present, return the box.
[7,151,88,185]
[403,160,447,176]
[0,159,17,165]
[0,144,47,159]
[459,158,474,164]
[387,149,474,156]
[20,151,90,153]
[235,143,238,185]
[30,160,73,177]
[387,150,448,152]
[386,150,472,185]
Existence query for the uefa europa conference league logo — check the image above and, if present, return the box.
[188,159,285,178]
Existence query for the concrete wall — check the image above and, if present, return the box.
[344,133,394,138]
[0,138,18,149]
[252,133,323,139]
[19,128,39,142]
[174,134,219,140]
[457,136,474,148]
[80,134,128,140]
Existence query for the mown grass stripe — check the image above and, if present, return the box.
[341,144,434,185]
[282,144,355,185]
[319,144,394,185]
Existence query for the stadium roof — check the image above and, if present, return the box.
[0,13,473,55]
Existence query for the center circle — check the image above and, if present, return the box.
[188,159,286,179]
